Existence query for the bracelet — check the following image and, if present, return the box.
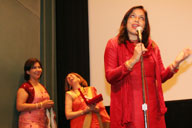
[170,63,179,73]
[40,102,43,108]
[125,61,133,71]
[35,103,38,109]
[81,110,84,115]
[171,62,179,70]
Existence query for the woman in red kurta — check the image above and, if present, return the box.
[104,6,191,128]
[65,73,110,128]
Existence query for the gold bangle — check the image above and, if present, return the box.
[40,102,43,108]
[35,103,38,109]
[81,110,84,115]
[125,61,132,71]
[170,62,179,72]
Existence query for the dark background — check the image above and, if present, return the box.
[55,0,90,127]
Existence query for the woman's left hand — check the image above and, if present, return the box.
[84,104,100,114]
[89,104,100,113]
[41,100,54,109]
[91,106,100,113]
[173,48,192,68]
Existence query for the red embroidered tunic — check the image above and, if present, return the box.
[104,37,177,128]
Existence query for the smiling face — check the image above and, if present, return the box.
[26,62,42,80]
[127,8,145,40]
[66,73,81,89]
[65,73,88,91]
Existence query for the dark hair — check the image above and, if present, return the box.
[24,58,42,81]
[65,72,88,91]
[118,5,150,47]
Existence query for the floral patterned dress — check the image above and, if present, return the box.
[18,82,50,128]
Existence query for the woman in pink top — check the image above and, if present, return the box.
[104,5,191,128]
[16,58,54,128]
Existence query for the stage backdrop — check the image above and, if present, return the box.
[88,0,192,106]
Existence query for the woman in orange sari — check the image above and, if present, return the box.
[65,72,110,128]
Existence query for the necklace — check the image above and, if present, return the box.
[72,87,91,100]
[71,87,85,98]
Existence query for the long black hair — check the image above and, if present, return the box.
[118,5,150,47]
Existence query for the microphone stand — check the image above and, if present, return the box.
[139,39,149,128]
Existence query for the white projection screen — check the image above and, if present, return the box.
[88,0,192,106]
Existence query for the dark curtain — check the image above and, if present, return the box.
[55,0,89,127]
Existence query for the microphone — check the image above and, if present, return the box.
[136,26,142,42]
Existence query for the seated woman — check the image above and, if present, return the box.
[16,58,56,128]
[65,72,110,128]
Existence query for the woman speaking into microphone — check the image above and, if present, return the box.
[104,5,191,128]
